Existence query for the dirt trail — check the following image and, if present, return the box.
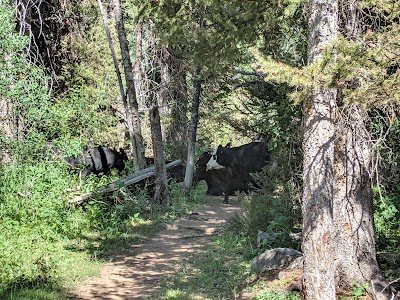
[72,197,242,300]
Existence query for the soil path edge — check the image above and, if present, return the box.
[71,196,243,300]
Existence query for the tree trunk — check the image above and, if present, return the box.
[160,46,188,160]
[184,69,201,190]
[333,105,391,300]
[97,0,130,150]
[0,96,14,164]
[301,0,338,298]
[149,106,170,205]
[333,1,393,299]
[133,21,145,107]
[113,0,145,169]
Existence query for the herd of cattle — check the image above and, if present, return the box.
[51,140,269,203]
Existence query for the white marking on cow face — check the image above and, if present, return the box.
[206,148,225,171]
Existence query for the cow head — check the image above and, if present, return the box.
[206,146,225,171]
[118,148,128,161]
[193,152,210,184]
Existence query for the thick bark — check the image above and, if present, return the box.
[333,106,391,300]
[333,1,393,298]
[113,0,145,169]
[184,69,201,190]
[301,0,338,298]
[149,106,170,205]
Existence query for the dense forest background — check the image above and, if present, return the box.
[0,0,399,299]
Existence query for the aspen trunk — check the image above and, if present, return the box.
[133,21,145,104]
[113,0,145,169]
[97,0,129,152]
[184,69,201,190]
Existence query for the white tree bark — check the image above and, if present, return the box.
[113,0,145,169]
[184,69,201,190]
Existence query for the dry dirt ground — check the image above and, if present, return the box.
[71,196,243,300]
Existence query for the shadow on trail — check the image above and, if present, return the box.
[71,197,243,300]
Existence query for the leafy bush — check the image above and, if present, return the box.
[234,167,302,252]
[373,191,400,251]
[370,116,400,251]
[0,157,94,293]
[0,226,60,291]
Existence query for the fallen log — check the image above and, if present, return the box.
[68,159,182,205]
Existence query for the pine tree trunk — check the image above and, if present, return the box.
[301,0,338,298]
[149,106,170,205]
[333,106,391,299]
[333,1,392,298]
[113,0,145,169]
[184,69,201,190]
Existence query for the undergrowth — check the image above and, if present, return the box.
[0,150,209,300]
[155,166,303,300]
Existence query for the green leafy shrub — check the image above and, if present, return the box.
[234,167,302,252]
[373,192,400,250]
[254,290,301,300]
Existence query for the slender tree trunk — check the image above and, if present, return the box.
[0,97,14,164]
[149,106,170,205]
[133,21,145,107]
[184,69,201,190]
[160,46,188,160]
[113,0,145,169]
[301,0,338,298]
[97,0,133,152]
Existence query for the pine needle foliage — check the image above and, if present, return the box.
[137,0,288,75]
[255,3,400,109]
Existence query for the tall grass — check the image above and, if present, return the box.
[0,158,90,294]
[0,148,210,299]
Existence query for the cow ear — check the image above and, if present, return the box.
[217,145,223,153]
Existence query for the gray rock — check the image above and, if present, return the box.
[286,256,303,270]
[251,248,302,274]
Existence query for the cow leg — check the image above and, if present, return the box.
[223,190,229,204]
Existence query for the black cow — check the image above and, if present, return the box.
[167,164,185,183]
[206,141,269,203]
[209,141,268,172]
[193,152,226,196]
[81,146,128,178]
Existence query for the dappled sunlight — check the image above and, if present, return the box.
[72,198,243,300]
